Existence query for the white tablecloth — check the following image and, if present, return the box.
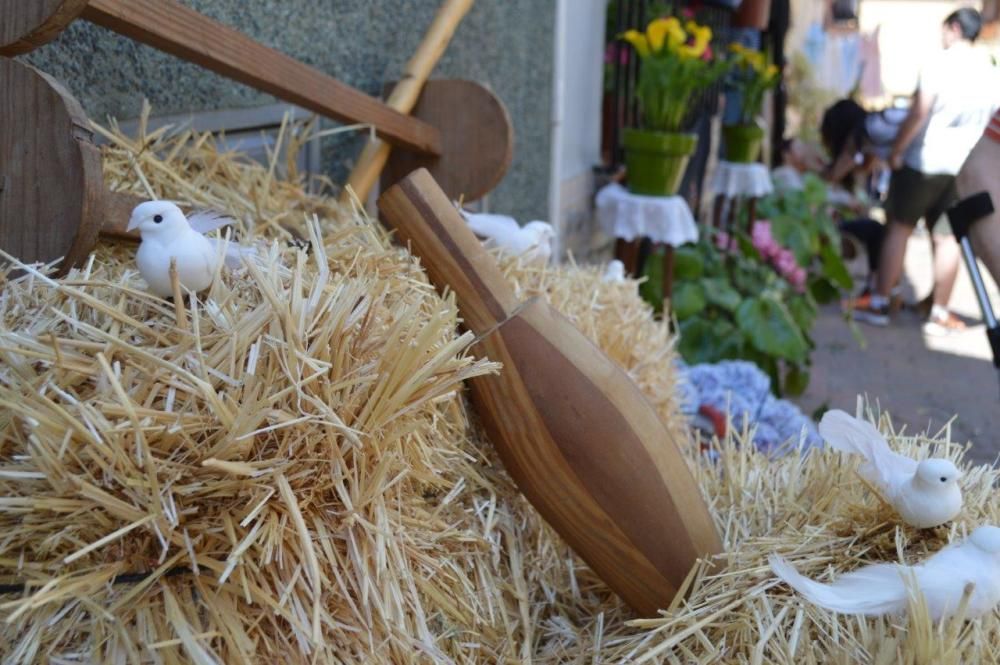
[710,161,774,198]
[595,183,698,245]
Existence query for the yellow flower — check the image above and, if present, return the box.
[645,17,680,53]
[766,63,779,78]
[728,42,745,54]
[687,24,712,57]
[666,18,687,51]
[620,29,650,58]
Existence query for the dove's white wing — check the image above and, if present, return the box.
[188,211,235,235]
[819,409,917,488]
[462,212,519,240]
[207,237,255,269]
[770,555,908,616]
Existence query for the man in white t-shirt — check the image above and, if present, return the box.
[854,8,999,333]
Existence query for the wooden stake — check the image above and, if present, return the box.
[340,0,474,204]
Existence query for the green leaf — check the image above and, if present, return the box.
[809,276,839,304]
[786,293,818,332]
[673,245,705,280]
[639,251,665,311]
[700,277,743,312]
[671,281,707,319]
[678,317,742,364]
[782,363,811,397]
[819,241,854,290]
[735,295,809,363]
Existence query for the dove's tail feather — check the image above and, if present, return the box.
[207,238,256,269]
[461,211,519,240]
[769,555,908,616]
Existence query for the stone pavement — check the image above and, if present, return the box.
[794,227,1000,465]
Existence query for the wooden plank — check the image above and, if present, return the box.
[0,0,88,56]
[377,170,722,616]
[80,0,442,156]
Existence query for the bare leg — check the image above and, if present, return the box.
[876,221,914,297]
[931,234,962,307]
[956,134,1000,285]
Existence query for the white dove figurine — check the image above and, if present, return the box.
[602,259,626,283]
[819,409,962,528]
[461,211,554,263]
[128,201,250,298]
[769,525,1000,621]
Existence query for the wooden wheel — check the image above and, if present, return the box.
[383,80,513,203]
[0,0,89,56]
[0,57,105,270]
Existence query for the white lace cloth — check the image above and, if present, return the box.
[710,161,774,198]
[595,183,698,245]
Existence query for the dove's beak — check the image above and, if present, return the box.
[126,216,141,232]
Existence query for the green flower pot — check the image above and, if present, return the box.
[623,129,698,196]
[723,123,766,163]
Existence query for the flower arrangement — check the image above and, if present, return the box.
[640,174,854,396]
[620,18,727,132]
[727,43,781,126]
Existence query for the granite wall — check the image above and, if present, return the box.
[23,1,556,223]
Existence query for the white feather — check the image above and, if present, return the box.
[461,211,519,239]
[819,409,916,487]
[769,555,907,616]
[460,211,553,263]
[207,237,255,269]
[187,211,235,235]
[770,526,1000,620]
[602,260,626,283]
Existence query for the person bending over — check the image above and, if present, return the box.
[856,8,998,334]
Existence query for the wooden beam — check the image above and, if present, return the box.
[82,0,442,156]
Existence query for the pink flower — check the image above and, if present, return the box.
[751,220,772,244]
[774,248,799,276]
[714,230,731,251]
[701,44,714,61]
[605,43,629,65]
[681,7,696,18]
[788,267,807,293]
[751,221,780,259]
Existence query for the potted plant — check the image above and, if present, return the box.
[724,43,780,163]
[619,18,727,196]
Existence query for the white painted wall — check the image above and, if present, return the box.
[549,0,609,260]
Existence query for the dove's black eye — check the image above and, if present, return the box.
[153,215,163,223]
[940,477,947,482]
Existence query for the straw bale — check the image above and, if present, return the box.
[0,116,671,663]
[3,113,991,664]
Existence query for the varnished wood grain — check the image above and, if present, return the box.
[0,58,104,271]
[378,169,518,334]
[382,79,513,203]
[0,0,88,56]
[76,0,441,156]
[469,300,721,615]
[378,170,722,615]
